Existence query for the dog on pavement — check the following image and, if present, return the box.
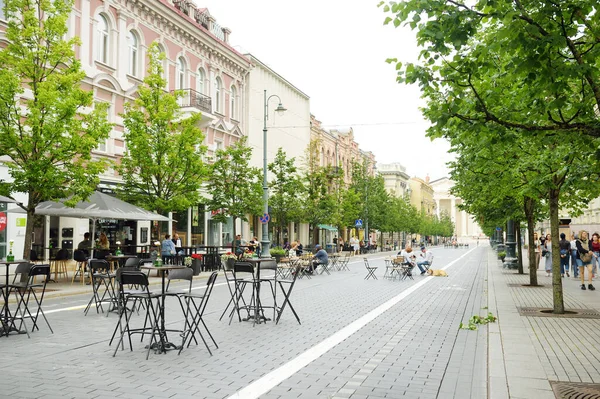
[426,269,448,277]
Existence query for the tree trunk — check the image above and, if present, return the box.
[549,188,565,314]
[23,208,35,260]
[524,197,538,286]
[516,221,523,274]
[232,216,237,255]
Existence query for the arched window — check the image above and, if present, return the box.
[230,85,237,119]
[176,57,186,90]
[97,14,109,63]
[215,77,223,113]
[127,31,138,76]
[196,68,205,95]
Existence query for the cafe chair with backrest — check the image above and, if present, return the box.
[219,263,248,322]
[8,263,53,336]
[276,264,302,325]
[229,262,257,325]
[164,267,194,318]
[363,258,378,280]
[3,262,33,337]
[84,259,115,316]
[179,271,218,355]
[72,249,89,285]
[110,271,161,360]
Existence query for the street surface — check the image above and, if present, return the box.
[0,246,490,399]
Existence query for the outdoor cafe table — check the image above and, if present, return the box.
[243,258,274,325]
[140,264,186,353]
[0,259,26,336]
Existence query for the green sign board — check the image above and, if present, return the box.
[16,218,26,227]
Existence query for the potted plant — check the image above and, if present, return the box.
[270,246,286,263]
[187,253,203,275]
[498,251,506,261]
[221,252,237,270]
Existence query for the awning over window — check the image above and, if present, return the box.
[317,224,338,232]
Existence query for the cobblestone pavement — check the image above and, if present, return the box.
[0,247,488,399]
[488,247,600,399]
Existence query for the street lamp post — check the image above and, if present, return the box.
[261,89,286,258]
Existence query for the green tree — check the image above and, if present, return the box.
[268,148,305,246]
[117,43,207,215]
[0,0,111,258]
[206,137,262,252]
[302,139,336,245]
[381,0,600,137]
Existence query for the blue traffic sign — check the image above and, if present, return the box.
[259,213,270,224]
[355,219,363,228]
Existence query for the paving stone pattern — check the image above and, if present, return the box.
[0,248,488,399]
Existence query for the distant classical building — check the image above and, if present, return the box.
[378,163,410,198]
[409,176,436,216]
[310,115,376,183]
[430,177,483,240]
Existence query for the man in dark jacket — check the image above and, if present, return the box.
[558,233,571,277]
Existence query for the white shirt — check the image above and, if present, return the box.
[419,250,433,262]
[400,249,416,264]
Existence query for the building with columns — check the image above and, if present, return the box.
[378,163,410,198]
[409,176,436,216]
[429,177,483,240]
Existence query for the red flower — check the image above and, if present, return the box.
[191,253,203,260]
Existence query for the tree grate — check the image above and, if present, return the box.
[507,283,548,288]
[517,307,600,319]
[551,381,600,398]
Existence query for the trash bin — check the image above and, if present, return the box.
[326,243,334,254]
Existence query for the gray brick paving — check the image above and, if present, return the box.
[0,248,489,398]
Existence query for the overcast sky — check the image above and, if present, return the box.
[201,0,454,180]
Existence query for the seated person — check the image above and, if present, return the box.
[311,244,328,273]
[417,246,433,275]
[399,245,417,275]
[233,234,244,256]
[161,234,176,263]
[77,232,92,256]
[172,233,183,255]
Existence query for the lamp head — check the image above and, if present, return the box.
[275,103,287,115]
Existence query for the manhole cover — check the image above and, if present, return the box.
[507,283,547,288]
[552,381,600,398]
[517,307,600,319]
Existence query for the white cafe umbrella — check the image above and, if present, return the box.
[12,191,168,257]
[0,195,20,204]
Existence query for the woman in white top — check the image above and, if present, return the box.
[400,245,417,267]
[533,232,541,270]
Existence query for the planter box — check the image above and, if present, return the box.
[190,259,202,275]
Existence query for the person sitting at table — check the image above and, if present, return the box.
[233,234,244,257]
[172,233,184,255]
[97,232,110,250]
[77,232,92,256]
[296,240,304,256]
[161,234,176,264]
[310,244,328,274]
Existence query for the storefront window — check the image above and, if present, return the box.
[190,205,205,246]
[222,216,233,248]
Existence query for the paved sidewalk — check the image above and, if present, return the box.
[487,247,600,399]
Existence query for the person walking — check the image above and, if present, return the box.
[590,232,600,278]
[558,233,571,277]
[576,231,595,290]
[570,232,579,278]
[533,232,541,269]
[543,234,552,277]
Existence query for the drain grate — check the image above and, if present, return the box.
[517,307,600,319]
[552,381,600,398]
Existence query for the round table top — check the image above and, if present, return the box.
[106,254,138,259]
[0,259,27,265]
[140,264,186,271]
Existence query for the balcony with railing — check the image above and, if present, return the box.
[174,88,212,114]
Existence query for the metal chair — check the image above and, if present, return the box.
[8,264,53,336]
[110,271,161,359]
[363,258,378,280]
[72,249,89,285]
[179,272,218,355]
[276,265,302,325]
[84,259,115,316]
